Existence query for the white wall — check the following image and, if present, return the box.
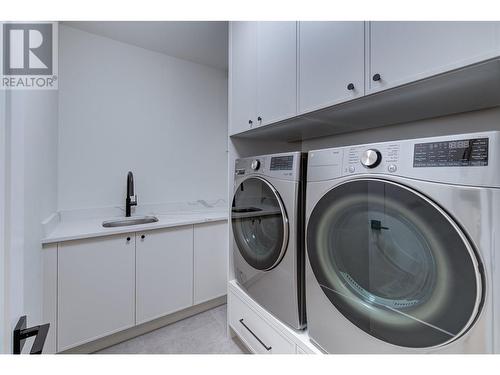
[21,91,58,328]
[0,87,7,353]
[1,89,58,353]
[58,25,228,211]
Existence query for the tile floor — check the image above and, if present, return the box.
[97,304,247,354]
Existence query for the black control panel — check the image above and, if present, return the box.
[270,155,294,170]
[413,138,488,167]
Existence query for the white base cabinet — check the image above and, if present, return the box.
[42,244,57,354]
[194,222,228,304]
[136,226,194,324]
[57,234,135,351]
[44,220,228,353]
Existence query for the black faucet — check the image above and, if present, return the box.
[125,171,137,217]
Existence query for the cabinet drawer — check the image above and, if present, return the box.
[229,291,295,354]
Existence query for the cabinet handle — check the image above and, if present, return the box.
[141,235,145,240]
[239,318,272,351]
[248,120,253,128]
[347,83,355,91]
[126,237,131,242]
[372,73,381,82]
[257,116,262,123]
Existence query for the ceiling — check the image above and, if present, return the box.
[64,21,228,70]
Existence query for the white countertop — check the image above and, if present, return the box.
[42,201,228,244]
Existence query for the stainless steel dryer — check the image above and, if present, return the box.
[232,152,307,330]
[305,132,500,353]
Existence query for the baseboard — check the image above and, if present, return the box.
[60,295,227,354]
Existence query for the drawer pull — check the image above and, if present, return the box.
[239,318,272,351]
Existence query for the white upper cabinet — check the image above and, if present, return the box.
[299,21,365,113]
[229,21,500,138]
[136,226,194,324]
[256,22,297,126]
[229,22,257,135]
[368,21,500,93]
[230,21,297,134]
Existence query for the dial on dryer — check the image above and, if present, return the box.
[361,149,382,168]
[250,159,260,170]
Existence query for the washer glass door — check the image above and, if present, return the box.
[307,179,483,348]
[232,177,289,271]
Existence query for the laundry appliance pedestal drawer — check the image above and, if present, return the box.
[228,280,322,354]
[228,291,295,354]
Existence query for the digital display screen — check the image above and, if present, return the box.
[413,138,488,167]
[270,155,294,170]
[448,140,469,149]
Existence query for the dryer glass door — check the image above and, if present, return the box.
[232,177,289,271]
[307,179,483,348]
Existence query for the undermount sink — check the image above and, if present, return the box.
[102,216,159,228]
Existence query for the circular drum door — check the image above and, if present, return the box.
[232,177,289,271]
[307,179,483,348]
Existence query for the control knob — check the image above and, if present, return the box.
[360,149,382,169]
[250,159,260,170]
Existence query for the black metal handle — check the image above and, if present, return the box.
[141,234,145,239]
[347,83,355,90]
[13,316,50,354]
[248,120,253,125]
[239,318,272,351]
[372,73,381,81]
[257,116,262,122]
[126,237,131,242]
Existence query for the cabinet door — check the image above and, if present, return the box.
[229,22,257,135]
[299,21,365,113]
[136,226,193,324]
[193,222,228,304]
[256,21,297,126]
[369,21,500,93]
[58,234,135,351]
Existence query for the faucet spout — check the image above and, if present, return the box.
[125,171,137,217]
[127,171,134,197]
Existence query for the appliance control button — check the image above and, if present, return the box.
[250,159,260,170]
[348,166,355,173]
[388,164,397,173]
[360,149,382,168]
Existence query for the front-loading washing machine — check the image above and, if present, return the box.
[305,131,500,353]
[232,152,307,330]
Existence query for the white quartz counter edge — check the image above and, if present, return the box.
[42,211,228,244]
